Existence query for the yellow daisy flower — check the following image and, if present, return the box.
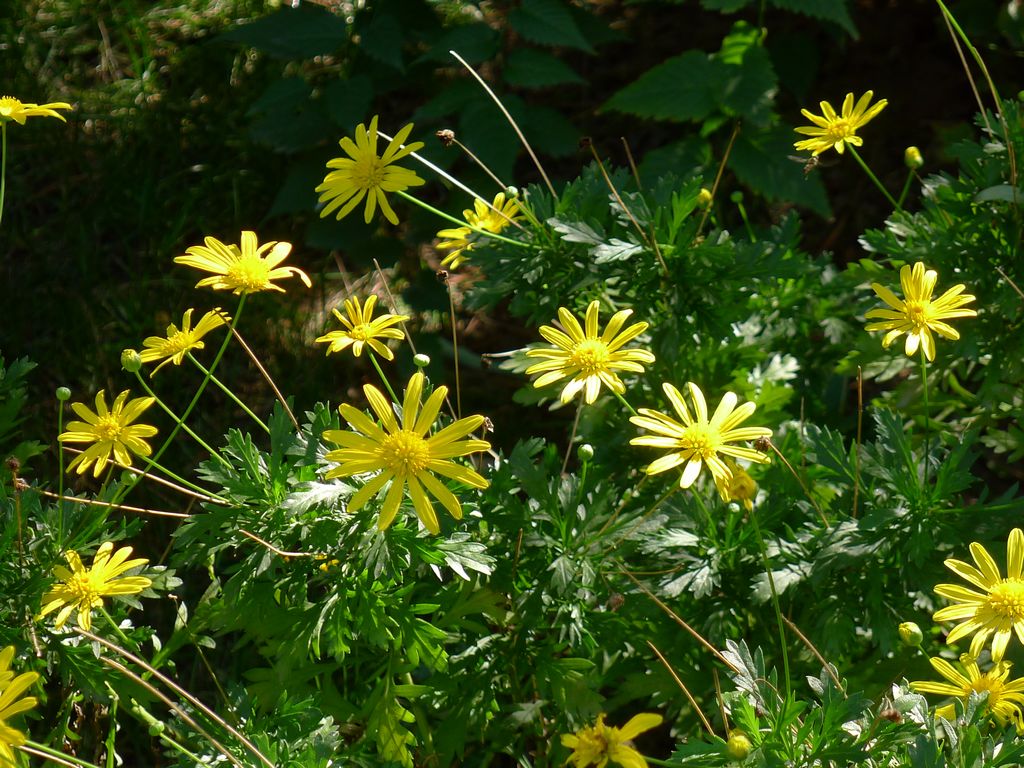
[38,542,152,632]
[793,91,887,156]
[59,390,158,477]
[0,650,39,766]
[174,231,311,295]
[561,712,663,768]
[323,372,490,534]
[525,300,655,405]
[316,115,425,226]
[933,528,1024,663]
[714,457,758,511]
[630,382,772,490]
[315,295,409,361]
[0,96,72,125]
[139,308,229,375]
[864,261,977,362]
[910,655,1024,732]
[437,191,523,269]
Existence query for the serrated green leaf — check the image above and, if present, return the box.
[418,24,500,64]
[509,0,595,52]
[520,103,580,157]
[503,49,585,88]
[219,5,348,58]
[769,0,857,37]
[603,51,716,121]
[591,238,642,264]
[358,13,405,71]
[323,76,373,130]
[548,217,604,245]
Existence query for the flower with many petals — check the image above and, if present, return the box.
[561,712,663,768]
[140,308,229,375]
[436,192,523,269]
[0,96,71,125]
[316,116,425,226]
[38,542,152,631]
[933,528,1024,663]
[0,648,39,766]
[323,372,490,534]
[911,654,1024,732]
[631,382,772,490]
[174,231,311,295]
[59,390,158,477]
[793,91,887,156]
[525,300,655,405]
[315,295,408,361]
[864,261,976,362]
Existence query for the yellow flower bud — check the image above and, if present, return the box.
[698,188,713,208]
[898,621,923,647]
[726,730,752,760]
[120,349,143,373]
[904,146,923,170]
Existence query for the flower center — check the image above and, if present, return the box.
[95,415,124,442]
[165,329,198,354]
[681,424,721,459]
[987,579,1024,620]
[349,323,374,342]
[380,430,430,477]
[0,96,21,116]
[227,256,271,291]
[569,339,611,375]
[68,570,102,602]
[903,299,934,328]
[355,155,386,190]
[825,119,856,143]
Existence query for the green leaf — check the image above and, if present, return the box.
[548,217,604,245]
[701,0,753,10]
[591,238,643,264]
[247,78,335,153]
[503,49,585,88]
[716,45,777,122]
[603,51,716,122]
[509,0,595,52]
[975,184,1024,203]
[417,24,500,64]
[520,103,580,157]
[358,12,405,71]
[769,0,857,37]
[219,5,348,59]
[323,76,373,131]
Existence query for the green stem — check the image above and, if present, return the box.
[367,351,400,403]
[115,296,245,505]
[920,347,931,490]
[100,605,134,647]
[23,740,104,768]
[848,146,900,210]
[57,394,65,541]
[187,354,269,435]
[897,170,914,209]
[749,507,792,702]
[396,190,537,249]
[137,454,226,502]
[612,390,638,417]
[561,400,584,476]
[133,371,229,465]
[446,280,462,418]
[0,123,7,228]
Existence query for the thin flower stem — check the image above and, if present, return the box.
[99,605,134,647]
[40,489,191,519]
[186,354,270,435]
[367,351,400,403]
[767,440,829,527]
[749,506,792,702]
[561,400,584,475]
[853,366,863,518]
[395,190,535,249]
[450,136,507,193]
[0,123,7,228]
[695,122,741,241]
[449,49,557,198]
[647,639,715,736]
[897,170,914,209]
[57,393,66,537]
[133,370,229,464]
[137,454,227,503]
[22,742,104,768]
[847,146,900,210]
[444,275,463,418]
[225,323,298,430]
[612,390,638,417]
[116,296,245,505]
[920,348,931,489]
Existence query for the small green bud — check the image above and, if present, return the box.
[148,721,165,736]
[413,353,431,368]
[898,621,923,647]
[577,443,595,462]
[505,185,519,198]
[121,348,143,373]
[697,188,713,208]
[729,190,744,204]
[904,146,923,170]
[726,730,752,761]
[56,386,71,402]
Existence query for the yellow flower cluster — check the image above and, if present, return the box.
[436,192,523,269]
[561,712,662,768]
